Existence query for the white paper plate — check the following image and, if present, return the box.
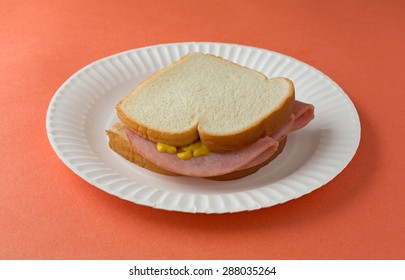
[46,42,360,213]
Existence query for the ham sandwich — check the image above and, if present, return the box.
[106,53,315,180]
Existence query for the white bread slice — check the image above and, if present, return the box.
[116,53,294,152]
[106,122,287,180]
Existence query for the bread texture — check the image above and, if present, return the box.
[106,123,287,181]
[116,53,295,152]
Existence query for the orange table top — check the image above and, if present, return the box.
[1,0,404,260]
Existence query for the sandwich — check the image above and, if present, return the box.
[106,53,314,180]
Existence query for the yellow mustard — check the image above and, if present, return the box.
[157,141,210,160]
[177,150,193,160]
[180,141,210,159]
[156,143,177,154]
[181,142,204,152]
[191,144,210,158]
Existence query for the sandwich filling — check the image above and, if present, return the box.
[125,100,314,177]
[156,141,211,160]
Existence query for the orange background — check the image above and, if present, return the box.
[1,0,404,260]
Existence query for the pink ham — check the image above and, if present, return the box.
[127,130,279,177]
[126,100,314,177]
[291,100,315,131]
[241,116,295,170]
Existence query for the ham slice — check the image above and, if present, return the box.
[127,131,279,177]
[126,100,314,177]
[291,100,315,131]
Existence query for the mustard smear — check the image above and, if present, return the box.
[157,141,210,160]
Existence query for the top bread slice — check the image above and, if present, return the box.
[116,53,295,152]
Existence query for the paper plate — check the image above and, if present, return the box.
[46,42,361,213]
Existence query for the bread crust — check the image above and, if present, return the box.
[106,123,287,180]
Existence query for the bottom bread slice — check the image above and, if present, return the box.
[106,123,287,181]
